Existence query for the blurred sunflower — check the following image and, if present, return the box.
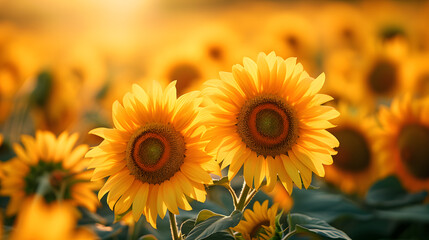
[232,200,279,240]
[183,21,244,71]
[203,52,339,193]
[318,2,374,54]
[147,46,217,96]
[325,103,380,195]
[86,81,219,228]
[32,43,107,134]
[361,0,412,60]
[0,131,99,216]
[0,35,40,124]
[264,182,293,212]
[404,54,429,98]
[9,197,96,240]
[376,95,429,192]
[361,55,408,103]
[259,13,318,75]
[322,49,366,105]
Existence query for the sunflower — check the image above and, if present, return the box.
[361,0,412,60]
[258,13,318,75]
[0,131,99,216]
[182,21,244,71]
[146,46,218,96]
[318,2,374,54]
[86,81,219,228]
[264,182,293,212]
[203,52,339,194]
[321,49,366,106]
[324,103,381,195]
[404,54,429,98]
[0,33,40,124]
[232,200,279,240]
[324,49,409,110]
[33,43,107,134]
[10,197,96,240]
[376,95,429,192]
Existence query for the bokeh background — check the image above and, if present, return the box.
[1,0,429,239]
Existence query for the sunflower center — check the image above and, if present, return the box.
[208,45,223,60]
[169,63,201,95]
[367,59,398,95]
[284,35,299,52]
[398,124,429,180]
[24,161,71,203]
[250,220,270,238]
[237,94,298,157]
[331,127,371,173]
[126,123,185,184]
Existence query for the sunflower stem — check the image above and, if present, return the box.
[236,181,252,211]
[243,188,258,207]
[226,184,239,207]
[169,211,181,240]
[36,173,51,197]
[282,230,297,240]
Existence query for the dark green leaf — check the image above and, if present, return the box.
[186,210,243,240]
[138,234,157,240]
[291,188,371,222]
[180,219,196,236]
[196,210,223,224]
[288,213,351,240]
[274,211,285,239]
[375,204,429,222]
[201,231,235,240]
[366,175,427,209]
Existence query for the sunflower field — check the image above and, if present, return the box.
[1,0,429,239]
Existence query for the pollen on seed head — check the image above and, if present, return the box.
[237,94,298,158]
[126,123,186,184]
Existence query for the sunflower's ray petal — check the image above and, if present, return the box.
[280,154,302,189]
[130,182,148,221]
[292,146,325,177]
[106,176,134,210]
[181,162,213,184]
[253,156,266,189]
[162,180,180,215]
[98,169,132,200]
[63,144,89,170]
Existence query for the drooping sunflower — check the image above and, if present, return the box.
[203,52,339,193]
[232,200,279,240]
[86,81,219,228]
[10,197,96,240]
[0,131,99,216]
[324,103,381,195]
[376,95,429,192]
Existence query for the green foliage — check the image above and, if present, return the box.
[365,175,427,208]
[185,210,242,240]
[138,234,158,240]
[286,213,351,240]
